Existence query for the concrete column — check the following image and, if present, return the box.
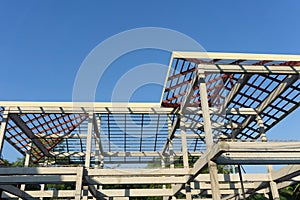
[198,67,221,200]
[85,113,93,168]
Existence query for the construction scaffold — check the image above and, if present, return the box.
[1,52,300,199]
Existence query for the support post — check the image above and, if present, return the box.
[75,167,84,200]
[24,142,32,167]
[208,161,221,200]
[198,66,221,200]
[40,184,45,200]
[185,183,192,200]
[19,142,33,200]
[0,109,9,156]
[237,165,246,199]
[93,113,104,168]
[256,115,279,200]
[180,117,189,168]
[85,113,93,168]
[168,116,176,200]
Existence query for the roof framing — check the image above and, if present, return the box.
[1,51,300,199]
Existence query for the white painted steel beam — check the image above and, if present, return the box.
[87,168,191,176]
[99,189,173,197]
[87,176,187,185]
[1,102,175,114]
[173,51,300,62]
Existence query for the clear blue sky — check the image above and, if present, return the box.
[1,1,300,166]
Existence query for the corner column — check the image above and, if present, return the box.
[198,66,221,200]
[257,115,279,200]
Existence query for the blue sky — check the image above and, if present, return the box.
[1,1,300,166]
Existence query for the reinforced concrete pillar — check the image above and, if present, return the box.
[198,66,221,200]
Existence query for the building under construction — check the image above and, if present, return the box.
[0,51,300,199]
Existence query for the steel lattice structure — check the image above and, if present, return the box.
[1,52,300,199]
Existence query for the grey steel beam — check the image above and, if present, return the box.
[0,185,37,200]
[9,114,52,157]
[0,167,79,175]
[0,175,77,184]
[272,164,300,182]
[180,70,199,112]
[162,115,179,154]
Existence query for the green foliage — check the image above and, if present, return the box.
[0,159,11,166]
[246,194,268,200]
